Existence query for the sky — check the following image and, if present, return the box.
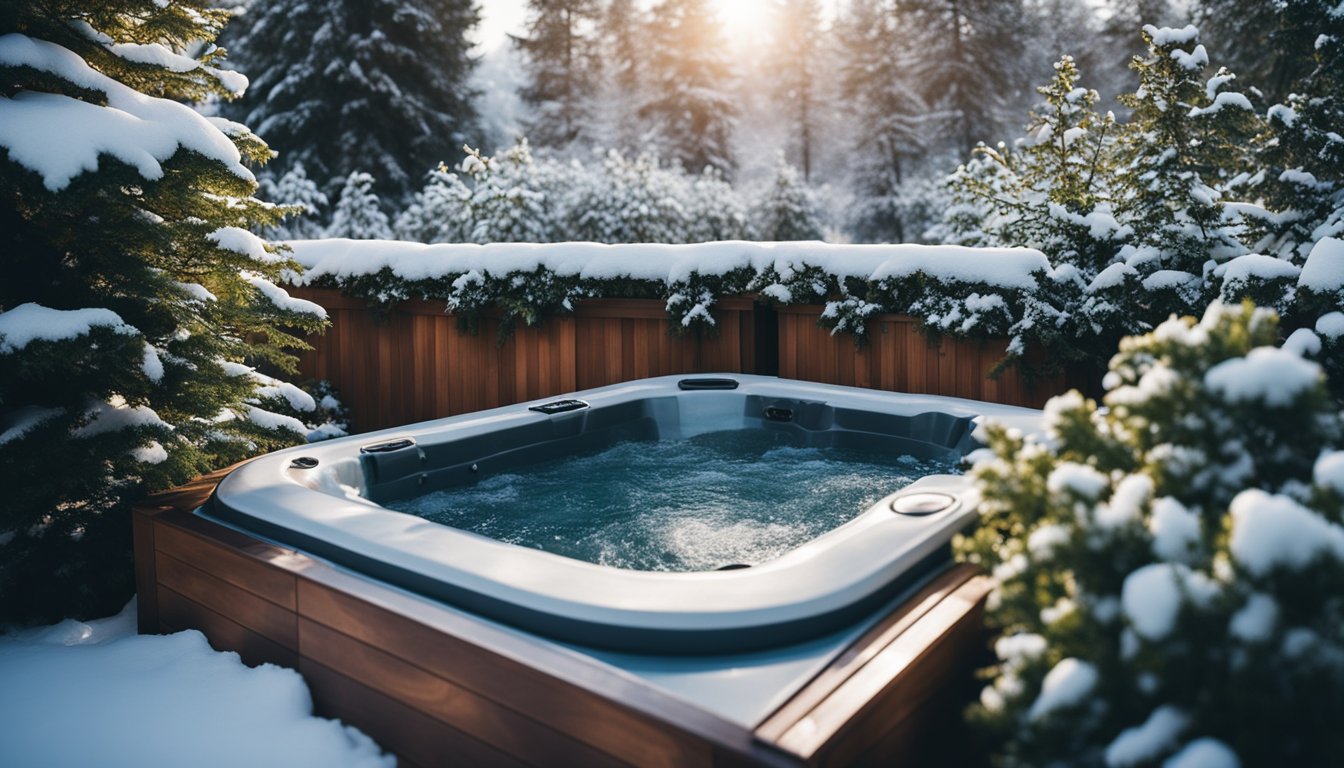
[473,0,841,51]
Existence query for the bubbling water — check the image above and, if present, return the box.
[387,430,960,572]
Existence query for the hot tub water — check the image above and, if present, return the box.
[387,430,961,572]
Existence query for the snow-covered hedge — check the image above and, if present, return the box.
[957,301,1344,767]
[287,239,1052,343]
[936,22,1344,377]
[287,236,1343,371]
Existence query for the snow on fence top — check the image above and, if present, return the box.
[288,239,1051,290]
[287,238,1054,347]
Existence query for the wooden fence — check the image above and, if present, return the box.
[288,287,1077,433]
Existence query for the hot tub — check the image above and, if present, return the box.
[209,375,1039,655]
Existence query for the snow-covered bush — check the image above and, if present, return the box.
[752,154,828,242]
[957,301,1344,767]
[394,165,472,243]
[390,144,784,246]
[456,140,561,243]
[568,149,694,244]
[0,2,329,622]
[938,22,1339,374]
[326,171,393,240]
[259,163,329,240]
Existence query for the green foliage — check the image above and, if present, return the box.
[639,0,736,176]
[0,1,326,623]
[218,0,481,202]
[957,301,1344,767]
[939,19,1342,378]
[752,154,827,242]
[515,0,602,149]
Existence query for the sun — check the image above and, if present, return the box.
[710,0,776,44]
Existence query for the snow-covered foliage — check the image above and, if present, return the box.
[752,154,828,242]
[938,22,1342,374]
[326,172,392,240]
[957,301,1344,767]
[0,1,330,622]
[259,163,329,240]
[218,0,480,203]
[638,0,737,176]
[390,144,759,246]
[287,238,1050,343]
[0,600,392,767]
[455,141,558,244]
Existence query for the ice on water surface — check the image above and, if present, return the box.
[387,430,960,572]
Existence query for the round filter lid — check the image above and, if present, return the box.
[890,492,957,516]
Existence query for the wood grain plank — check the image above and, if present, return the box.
[296,577,716,768]
[157,586,299,669]
[756,565,978,742]
[132,507,161,634]
[559,316,577,392]
[770,576,993,762]
[300,618,630,768]
[155,551,297,649]
[153,519,297,609]
[301,658,531,768]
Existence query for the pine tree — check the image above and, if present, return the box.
[767,0,824,182]
[514,0,602,150]
[1194,0,1323,105]
[326,171,393,240]
[395,165,472,243]
[958,301,1344,767]
[1114,24,1260,301]
[835,0,933,242]
[951,56,1124,277]
[640,0,737,176]
[219,0,481,203]
[0,0,327,622]
[753,154,827,241]
[1252,2,1344,261]
[902,0,1036,157]
[458,141,558,243]
[263,162,329,240]
[593,0,646,151]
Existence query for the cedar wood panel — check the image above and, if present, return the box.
[288,288,1074,433]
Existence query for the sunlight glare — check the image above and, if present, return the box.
[712,0,775,44]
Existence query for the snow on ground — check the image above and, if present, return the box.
[0,600,393,768]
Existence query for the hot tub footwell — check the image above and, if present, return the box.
[133,465,992,768]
